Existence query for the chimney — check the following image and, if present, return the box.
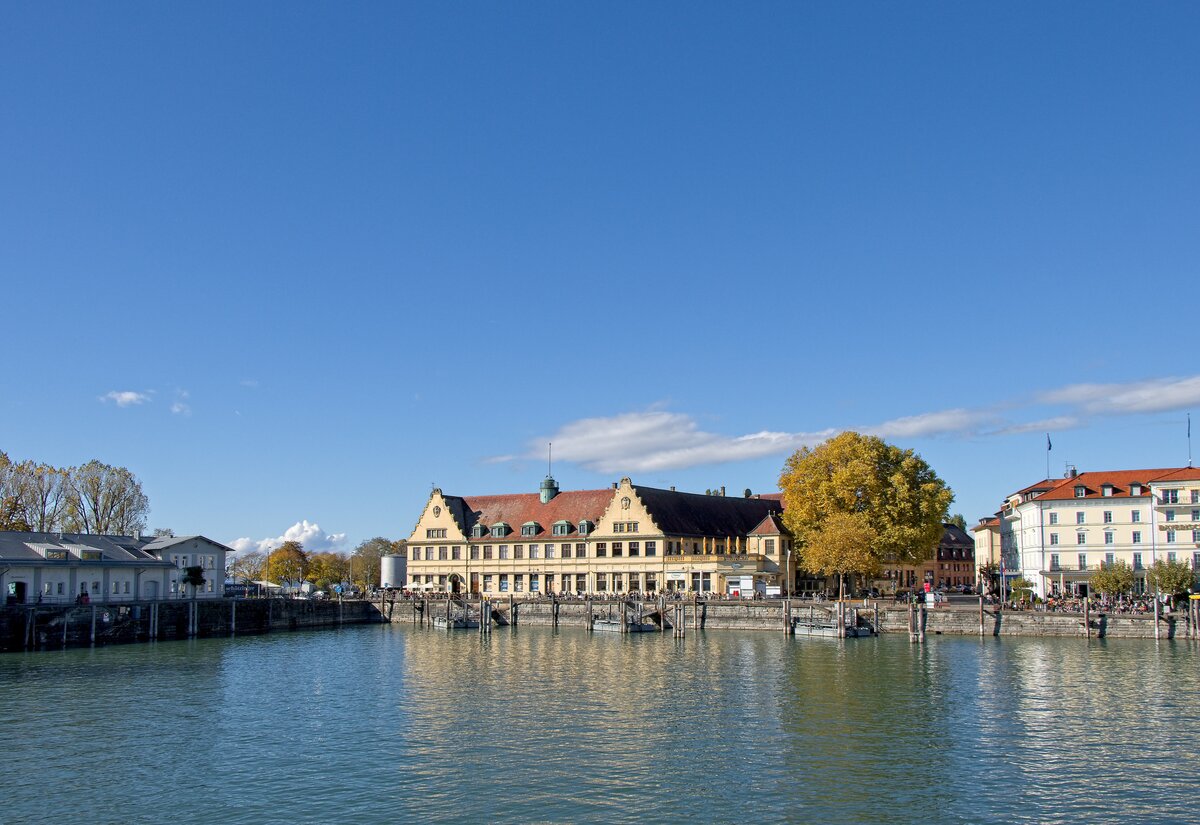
[720,486,725,497]
[669,486,675,492]
[612,482,618,489]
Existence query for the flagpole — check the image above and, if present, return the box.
[1188,413,1192,468]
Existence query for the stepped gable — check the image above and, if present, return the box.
[1036,468,1187,501]
[458,489,613,540]
[632,486,781,538]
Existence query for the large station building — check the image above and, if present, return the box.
[404,476,797,597]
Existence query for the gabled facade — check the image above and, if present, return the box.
[996,467,1200,598]
[404,477,795,596]
[0,531,231,604]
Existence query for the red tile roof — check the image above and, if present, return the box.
[1034,468,1191,501]
[748,513,787,536]
[1149,467,1200,483]
[446,489,614,542]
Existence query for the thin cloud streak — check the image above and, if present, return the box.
[102,390,150,407]
[1040,375,1200,415]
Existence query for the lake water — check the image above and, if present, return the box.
[2,624,1198,824]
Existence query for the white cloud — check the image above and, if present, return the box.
[991,416,1081,436]
[1040,375,1200,415]
[228,520,348,556]
[102,390,150,407]
[171,390,191,416]
[866,408,989,439]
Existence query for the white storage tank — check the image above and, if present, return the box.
[380,554,407,589]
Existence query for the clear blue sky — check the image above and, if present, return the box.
[3,3,1198,554]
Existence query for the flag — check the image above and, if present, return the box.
[1046,433,1052,451]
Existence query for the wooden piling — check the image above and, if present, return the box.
[1084,599,1091,639]
[90,605,97,646]
[1154,597,1161,640]
[231,599,237,636]
[978,596,984,637]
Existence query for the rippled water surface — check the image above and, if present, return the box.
[2,624,1198,824]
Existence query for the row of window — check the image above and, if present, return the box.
[170,554,217,569]
[411,541,663,561]
[469,521,596,539]
[410,572,664,593]
[1049,529,1200,545]
[1071,487,1200,502]
[1049,509,1200,525]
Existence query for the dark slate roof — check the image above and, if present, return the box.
[939,524,974,550]
[633,486,784,538]
[0,532,173,566]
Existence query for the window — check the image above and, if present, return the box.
[1105,553,1115,566]
[529,545,539,559]
[596,543,607,557]
[578,521,591,535]
[499,575,509,592]
[629,542,639,557]
[483,575,493,591]
[1132,510,1141,523]
[1050,533,1059,545]
[612,542,622,557]
[1050,553,1060,571]
[596,575,607,591]
[529,576,539,592]
[501,546,511,560]
[1194,530,1200,543]
[645,541,656,557]
[1132,531,1141,544]
[545,544,555,559]
[1104,532,1114,545]
[438,547,448,560]
[514,575,524,592]
[1162,489,1179,504]
[576,574,586,591]
[452,546,461,560]
[412,548,420,561]
[1074,486,1086,498]
[426,528,446,539]
[1076,533,1086,545]
[57,582,64,595]
[765,538,776,552]
[1192,510,1200,521]
[553,522,571,536]
[1078,553,1087,570]
[521,523,539,537]
[1102,485,1113,497]
[1192,490,1200,504]
[1166,530,1176,544]
[1133,552,1143,570]
[492,523,509,538]
[472,525,485,538]
[483,545,493,560]
[613,522,624,533]
[1168,551,1177,563]
[1130,484,1141,496]
[1076,512,1085,524]
[576,543,586,558]
[1049,512,1058,525]
[425,547,434,560]
[470,546,480,560]
[1166,510,1176,522]
[1103,511,1113,524]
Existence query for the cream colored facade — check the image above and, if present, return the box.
[404,477,795,597]
[998,468,1200,599]
[972,517,1002,591]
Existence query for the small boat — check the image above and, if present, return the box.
[432,614,480,630]
[592,617,656,633]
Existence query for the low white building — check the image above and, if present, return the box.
[997,467,1200,599]
[0,531,232,604]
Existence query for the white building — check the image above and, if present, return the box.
[997,467,1200,599]
[0,531,232,604]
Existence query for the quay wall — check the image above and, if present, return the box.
[390,598,1197,641]
[0,598,383,653]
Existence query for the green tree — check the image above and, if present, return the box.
[265,541,309,587]
[307,551,348,591]
[1089,561,1135,600]
[64,460,149,534]
[1145,558,1196,597]
[181,565,206,598]
[1009,576,1035,602]
[778,431,954,585]
[948,513,967,530]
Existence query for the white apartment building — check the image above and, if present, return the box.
[998,467,1200,599]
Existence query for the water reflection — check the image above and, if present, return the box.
[0,627,1197,823]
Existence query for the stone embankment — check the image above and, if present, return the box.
[390,597,1199,641]
[0,597,383,652]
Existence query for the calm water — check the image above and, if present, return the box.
[2,624,1198,824]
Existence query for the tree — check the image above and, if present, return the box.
[264,541,308,586]
[350,537,397,590]
[307,552,348,591]
[0,451,32,531]
[778,431,954,585]
[64,460,149,534]
[13,461,69,532]
[181,565,206,598]
[978,561,999,595]
[1146,558,1195,598]
[799,511,879,599]
[228,551,266,584]
[1089,561,1135,600]
[948,513,967,530]
[1009,576,1035,602]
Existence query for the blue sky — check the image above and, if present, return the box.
[3,3,1198,554]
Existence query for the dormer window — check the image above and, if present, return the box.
[490,523,509,538]
[1130,484,1141,496]
[1102,485,1113,497]
[1074,486,1086,498]
[553,521,572,536]
[578,520,592,535]
[521,522,540,537]
[471,524,486,539]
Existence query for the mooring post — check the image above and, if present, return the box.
[231,599,237,636]
[1085,598,1091,639]
[908,599,916,644]
[979,596,984,637]
[1154,597,1161,640]
[873,601,879,636]
[63,609,69,647]
[90,605,97,646]
[919,603,926,643]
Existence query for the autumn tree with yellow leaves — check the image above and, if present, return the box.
[779,431,954,597]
